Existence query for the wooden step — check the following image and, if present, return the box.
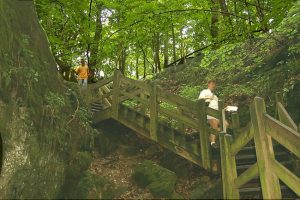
[237,160,293,174]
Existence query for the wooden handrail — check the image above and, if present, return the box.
[234,163,258,188]
[157,87,198,115]
[89,76,113,90]
[231,124,253,156]
[272,159,300,196]
[158,107,199,128]
[221,96,300,200]
[264,114,300,157]
[277,102,298,131]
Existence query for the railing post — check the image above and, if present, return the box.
[197,99,211,171]
[149,82,158,142]
[232,112,240,139]
[178,108,185,133]
[219,100,227,133]
[140,93,147,115]
[219,132,239,199]
[275,92,284,118]
[250,97,282,199]
[112,70,121,119]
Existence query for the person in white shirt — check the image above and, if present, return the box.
[198,80,221,148]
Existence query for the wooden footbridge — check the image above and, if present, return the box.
[88,70,300,199]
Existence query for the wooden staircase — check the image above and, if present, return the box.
[87,70,300,199]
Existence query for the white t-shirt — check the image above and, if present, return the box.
[198,89,219,110]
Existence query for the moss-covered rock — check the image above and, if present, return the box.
[189,178,222,199]
[75,171,126,199]
[132,160,177,198]
[94,131,117,156]
[66,151,92,179]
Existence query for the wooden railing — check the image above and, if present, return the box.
[220,96,300,199]
[89,70,226,171]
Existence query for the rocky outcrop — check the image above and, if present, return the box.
[0,1,95,198]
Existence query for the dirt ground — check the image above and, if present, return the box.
[89,125,212,199]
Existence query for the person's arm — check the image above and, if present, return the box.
[74,66,79,74]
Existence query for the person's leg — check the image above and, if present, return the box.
[208,119,220,145]
[78,79,83,86]
[82,78,88,90]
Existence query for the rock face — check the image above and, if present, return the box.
[0,1,94,198]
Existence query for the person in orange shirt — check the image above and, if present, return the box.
[75,59,90,89]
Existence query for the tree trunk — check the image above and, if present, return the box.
[135,54,139,80]
[89,3,104,76]
[172,23,177,61]
[163,32,169,68]
[210,0,219,39]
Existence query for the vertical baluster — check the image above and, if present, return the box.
[112,70,121,119]
[232,112,240,139]
[150,82,158,141]
[197,99,211,171]
[220,132,239,199]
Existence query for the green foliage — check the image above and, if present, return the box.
[179,85,200,101]
[35,0,295,79]
[132,160,177,198]
[46,92,66,110]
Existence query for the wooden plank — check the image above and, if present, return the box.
[100,91,112,100]
[219,133,240,199]
[157,87,197,115]
[121,76,150,91]
[119,88,146,103]
[235,163,259,188]
[206,107,219,119]
[277,102,298,131]
[264,114,300,158]
[149,83,158,141]
[120,90,149,105]
[272,159,300,196]
[88,76,113,90]
[178,108,185,133]
[159,107,198,128]
[112,70,121,119]
[197,99,211,171]
[219,100,226,132]
[231,112,240,139]
[117,114,202,166]
[140,93,147,115]
[231,124,253,156]
[250,97,282,199]
[92,108,112,123]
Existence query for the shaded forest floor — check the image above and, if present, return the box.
[90,120,219,199]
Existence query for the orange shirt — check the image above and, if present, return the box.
[76,65,89,80]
